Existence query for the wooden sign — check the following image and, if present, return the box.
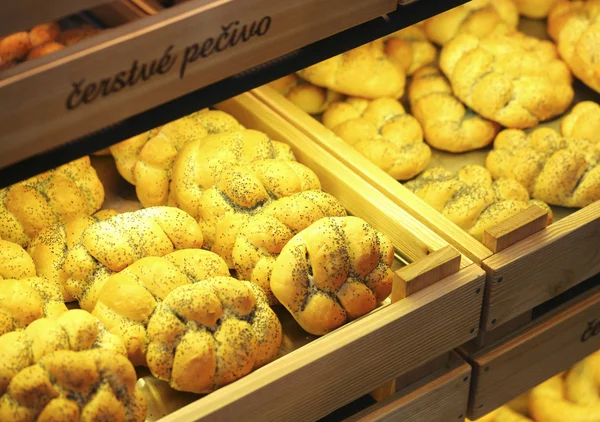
[0,0,397,169]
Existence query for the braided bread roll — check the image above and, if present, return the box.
[29,206,203,309]
[270,216,394,336]
[409,66,500,152]
[146,276,281,393]
[405,165,553,241]
[486,128,600,207]
[440,26,574,129]
[111,109,241,207]
[514,0,562,19]
[0,277,67,337]
[548,0,600,94]
[0,349,146,422]
[268,74,344,115]
[297,41,406,99]
[562,101,600,144]
[384,25,437,75]
[0,157,104,247]
[322,97,430,180]
[530,368,600,422]
[0,240,36,280]
[169,129,296,219]
[0,309,126,396]
[92,249,229,366]
[423,0,519,46]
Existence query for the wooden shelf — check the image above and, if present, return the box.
[0,0,468,188]
[460,274,600,419]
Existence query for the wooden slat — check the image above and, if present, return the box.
[0,0,397,169]
[215,94,474,267]
[347,352,471,422]
[393,245,461,301]
[0,0,111,36]
[481,201,600,330]
[373,246,460,402]
[160,266,484,422]
[252,86,492,264]
[466,283,600,419]
[482,205,549,253]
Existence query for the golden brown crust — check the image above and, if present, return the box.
[0,277,67,337]
[408,66,499,152]
[322,97,430,180]
[169,129,296,219]
[92,249,229,366]
[423,0,519,46]
[561,101,600,144]
[57,25,101,46]
[297,41,406,99]
[439,26,574,128]
[548,0,600,93]
[28,207,203,308]
[26,41,65,60]
[0,240,36,280]
[384,25,437,75]
[271,216,394,336]
[110,110,241,207]
[0,32,32,62]
[486,128,600,208]
[0,309,127,396]
[405,165,553,241]
[267,74,344,115]
[0,157,104,247]
[28,23,61,47]
[146,276,282,393]
[0,349,146,422]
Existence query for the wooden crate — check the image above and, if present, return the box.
[460,274,600,419]
[341,352,471,422]
[0,0,397,169]
[138,92,485,422]
[253,86,600,341]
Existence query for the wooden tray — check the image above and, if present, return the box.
[340,352,471,422]
[253,84,600,340]
[0,0,397,169]
[133,92,485,421]
[459,274,600,419]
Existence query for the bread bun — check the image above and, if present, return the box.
[297,41,406,99]
[0,240,36,280]
[92,249,229,366]
[384,25,437,75]
[0,277,67,336]
[111,109,241,207]
[561,101,600,144]
[548,0,600,93]
[26,41,65,60]
[169,129,296,219]
[423,0,519,46]
[146,276,281,393]
[486,128,600,207]
[58,25,101,46]
[28,206,203,308]
[322,97,430,180]
[28,22,61,47]
[0,309,126,396]
[513,0,562,19]
[0,156,104,247]
[440,26,574,128]
[271,216,394,335]
[409,66,499,152]
[405,165,553,241]
[268,74,344,115]
[0,32,32,62]
[0,349,146,422]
